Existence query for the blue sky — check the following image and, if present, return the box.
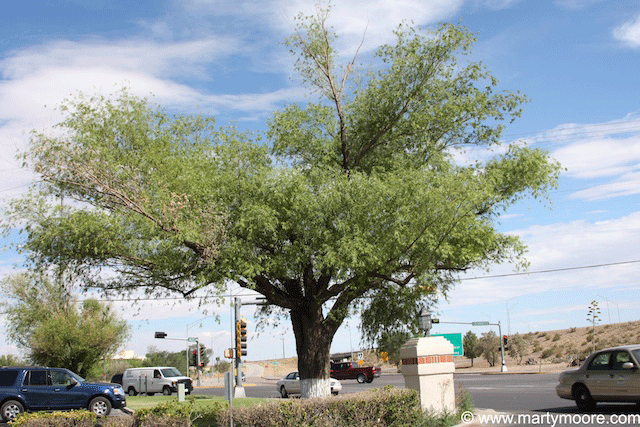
[1,0,639,363]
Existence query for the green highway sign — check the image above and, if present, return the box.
[432,333,463,356]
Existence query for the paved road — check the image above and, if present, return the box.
[194,373,404,398]
[456,373,640,427]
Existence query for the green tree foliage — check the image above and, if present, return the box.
[477,331,500,367]
[463,331,479,367]
[214,360,231,373]
[0,272,130,378]
[0,355,23,366]
[144,347,188,373]
[4,7,560,397]
[144,345,210,372]
[374,330,412,366]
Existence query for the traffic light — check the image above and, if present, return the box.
[503,335,509,349]
[199,346,206,368]
[236,317,247,358]
[192,349,198,366]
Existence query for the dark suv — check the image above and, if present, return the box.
[0,366,127,422]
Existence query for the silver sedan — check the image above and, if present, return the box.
[557,344,640,411]
[276,372,342,398]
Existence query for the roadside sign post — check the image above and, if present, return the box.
[224,371,234,427]
[177,383,185,402]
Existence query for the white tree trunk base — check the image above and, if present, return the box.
[300,378,331,398]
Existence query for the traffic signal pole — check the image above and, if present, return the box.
[233,298,246,398]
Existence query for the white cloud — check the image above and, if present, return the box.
[569,171,640,201]
[448,211,640,307]
[551,134,640,179]
[0,38,240,82]
[536,118,640,201]
[172,0,466,56]
[613,13,640,48]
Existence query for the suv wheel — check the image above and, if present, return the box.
[280,385,288,398]
[89,396,112,417]
[162,386,172,396]
[127,387,138,396]
[1,400,24,422]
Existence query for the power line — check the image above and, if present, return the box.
[460,259,640,281]
[82,259,640,302]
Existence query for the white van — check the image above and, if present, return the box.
[122,367,193,396]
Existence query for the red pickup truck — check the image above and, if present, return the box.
[330,362,381,383]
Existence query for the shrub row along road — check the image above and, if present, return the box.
[195,373,640,427]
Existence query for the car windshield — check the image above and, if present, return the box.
[161,368,183,377]
[632,349,640,363]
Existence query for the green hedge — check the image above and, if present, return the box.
[10,386,472,427]
[218,387,424,427]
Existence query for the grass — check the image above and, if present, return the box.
[125,394,268,411]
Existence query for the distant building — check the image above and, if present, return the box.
[112,350,144,360]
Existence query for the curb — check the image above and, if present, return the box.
[120,407,135,415]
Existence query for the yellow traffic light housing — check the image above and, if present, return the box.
[236,317,247,358]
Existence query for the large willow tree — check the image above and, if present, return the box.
[4,10,560,397]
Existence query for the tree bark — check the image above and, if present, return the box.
[290,304,336,398]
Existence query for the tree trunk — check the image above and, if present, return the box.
[290,305,336,398]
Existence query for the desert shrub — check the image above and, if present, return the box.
[135,397,224,427]
[533,342,543,352]
[10,410,97,427]
[569,327,577,333]
[552,334,561,342]
[541,347,557,359]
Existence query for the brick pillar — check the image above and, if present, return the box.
[400,336,455,414]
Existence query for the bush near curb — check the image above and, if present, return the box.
[10,410,98,427]
[10,387,472,427]
[218,386,468,427]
